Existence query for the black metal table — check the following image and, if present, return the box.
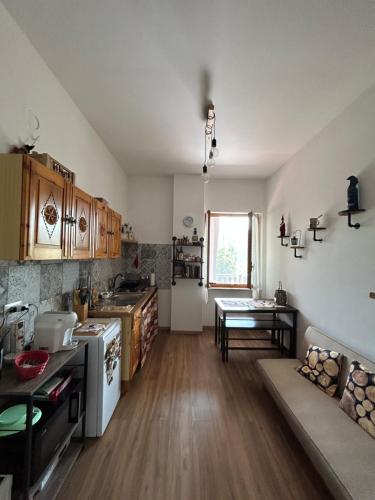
[0,342,88,500]
[214,298,298,360]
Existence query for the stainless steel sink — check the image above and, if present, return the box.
[111,292,144,307]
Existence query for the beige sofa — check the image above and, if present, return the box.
[256,326,375,500]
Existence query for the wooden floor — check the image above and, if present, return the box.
[58,332,333,500]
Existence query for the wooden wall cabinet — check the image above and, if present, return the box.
[0,154,121,261]
[70,186,93,259]
[94,202,122,259]
[0,154,67,260]
[94,200,110,258]
[27,157,67,260]
[108,208,122,258]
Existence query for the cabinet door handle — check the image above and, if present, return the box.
[70,218,77,225]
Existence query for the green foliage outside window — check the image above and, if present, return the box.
[216,245,237,275]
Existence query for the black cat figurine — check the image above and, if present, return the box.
[347,176,359,210]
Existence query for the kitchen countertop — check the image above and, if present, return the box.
[89,286,157,317]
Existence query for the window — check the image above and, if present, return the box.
[207,211,252,288]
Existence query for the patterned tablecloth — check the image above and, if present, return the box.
[218,299,282,309]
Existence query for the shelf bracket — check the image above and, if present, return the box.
[312,229,323,242]
[347,213,360,230]
[280,236,289,247]
[277,235,289,247]
[293,247,303,259]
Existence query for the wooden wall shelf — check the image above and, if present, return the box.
[290,246,304,258]
[307,227,326,242]
[338,209,366,229]
[277,235,289,247]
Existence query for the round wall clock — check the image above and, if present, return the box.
[183,216,194,227]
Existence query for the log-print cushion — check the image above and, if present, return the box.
[297,344,342,397]
[340,361,375,439]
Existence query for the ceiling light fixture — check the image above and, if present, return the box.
[202,129,210,183]
[202,104,219,181]
[202,164,209,183]
[211,114,219,158]
[207,150,215,168]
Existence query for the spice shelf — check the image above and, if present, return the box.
[171,236,204,286]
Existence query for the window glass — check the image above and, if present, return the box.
[208,213,250,287]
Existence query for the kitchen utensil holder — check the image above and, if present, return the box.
[73,303,88,323]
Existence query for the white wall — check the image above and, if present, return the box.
[127,176,173,243]
[204,179,267,213]
[0,4,127,216]
[127,175,173,327]
[171,175,204,332]
[128,175,268,329]
[203,179,267,325]
[266,83,375,361]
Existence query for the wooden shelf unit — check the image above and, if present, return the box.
[172,236,204,286]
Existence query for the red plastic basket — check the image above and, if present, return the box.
[15,351,49,380]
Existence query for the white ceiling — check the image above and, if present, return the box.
[4,0,375,178]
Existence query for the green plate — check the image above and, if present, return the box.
[0,404,42,437]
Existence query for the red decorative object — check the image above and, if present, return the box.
[15,351,49,380]
[133,254,139,269]
[280,215,286,237]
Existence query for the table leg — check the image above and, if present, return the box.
[226,323,229,362]
[23,395,33,499]
[221,312,226,362]
[81,342,88,444]
[291,312,298,357]
[215,303,218,344]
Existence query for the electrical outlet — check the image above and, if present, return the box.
[4,301,22,314]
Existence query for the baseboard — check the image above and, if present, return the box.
[158,326,171,333]
[171,330,203,335]
[121,381,130,395]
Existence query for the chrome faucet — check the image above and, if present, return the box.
[112,273,124,292]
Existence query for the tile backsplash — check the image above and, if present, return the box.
[0,243,171,346]
[123,243,171,289]
[0,257,126,346]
